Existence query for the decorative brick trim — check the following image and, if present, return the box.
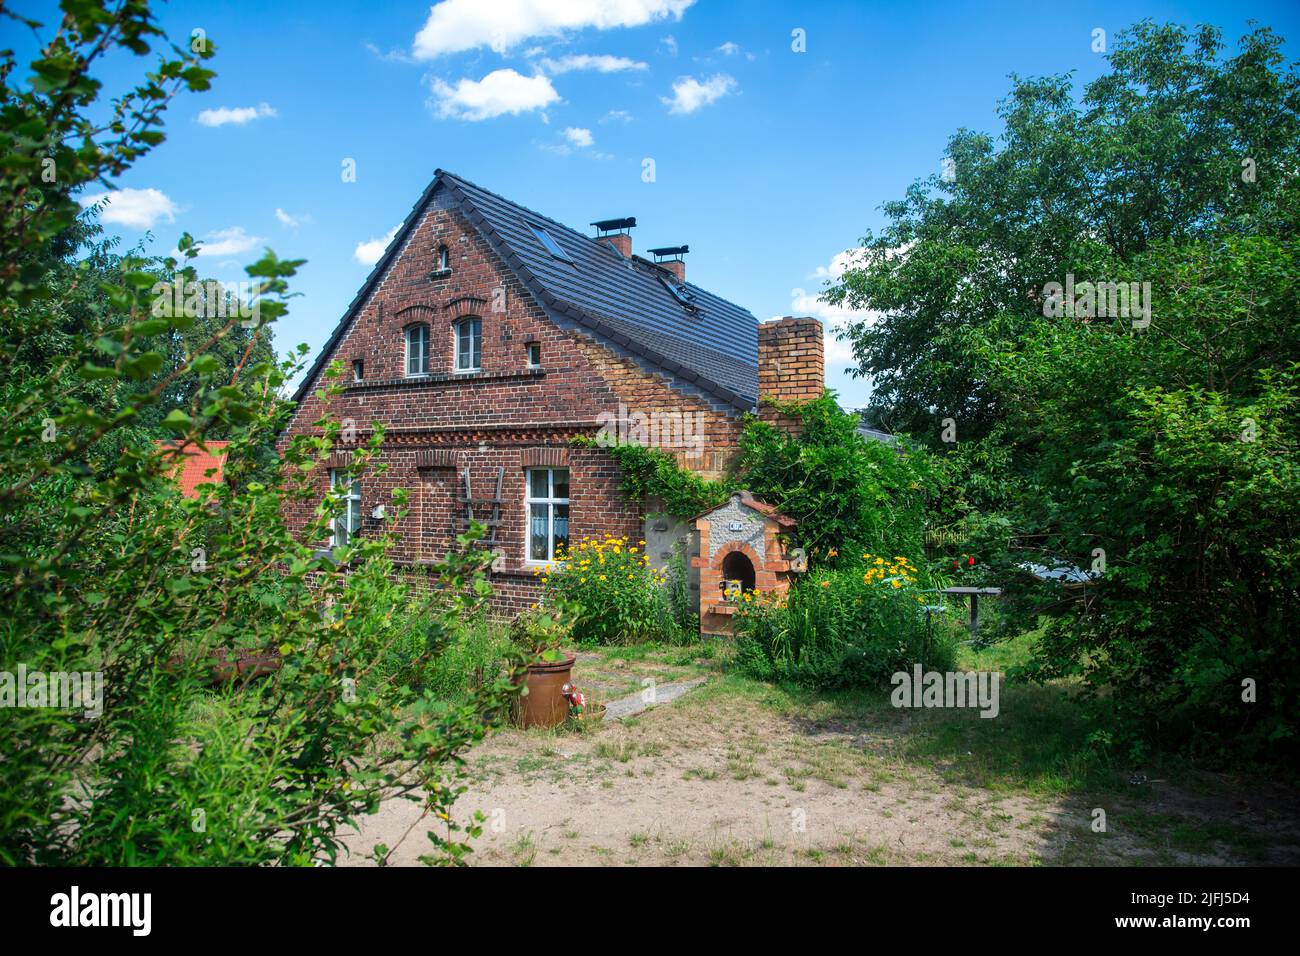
[445,295,487,318]
[415,448,460,469]
[394,303,438,321]
[325,451,353,468]
[520,446,569,468]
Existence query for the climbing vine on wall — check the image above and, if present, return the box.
[570,436,726,518]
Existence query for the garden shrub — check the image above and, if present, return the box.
[0,4,517,866]
[537,534,689,645]
[377,607,513,705]
[734,554,956,688]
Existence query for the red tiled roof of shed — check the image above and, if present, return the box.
[156,440,230,498]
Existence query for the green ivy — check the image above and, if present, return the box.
[571,436,726,518]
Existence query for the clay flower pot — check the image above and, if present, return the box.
[515,653,576,729]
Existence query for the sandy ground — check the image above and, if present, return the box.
[337,655,1300,867]
[340,684,1074,866]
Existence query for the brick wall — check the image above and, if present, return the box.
[757,316,825,434]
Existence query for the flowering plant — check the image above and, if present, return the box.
[536,534,684,644]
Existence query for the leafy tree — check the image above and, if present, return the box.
[824,21,1300,443]
[0,0,516,865]
[822,20,1300,762]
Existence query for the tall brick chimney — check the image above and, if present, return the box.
[757,316,825,432]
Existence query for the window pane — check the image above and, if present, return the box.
[552,503,569,555]
[349,495,362,532]
[528,469,548,499]
[552,468,569,500]
[529,503,549,560]
[471,319,481,368]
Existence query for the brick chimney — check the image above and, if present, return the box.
[649,245,688,283]
[591,217,636,258]
[757,316,824,432]
[600,233,632,257]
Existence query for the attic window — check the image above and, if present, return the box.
[660,274,699,312]
[529,224,574,264]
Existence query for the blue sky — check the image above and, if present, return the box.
[20,0,1300,407]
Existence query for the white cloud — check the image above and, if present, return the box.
[659,34,678,56]
[196,103,277,127]
[717,41,741,55]
[661,73,736,114]
[274,208,299,228]
[809,249,868,282]
[412,0,694,58]
[354,225,401,265]
[538,53,647,75]
[563,127,594,147]
[189,226,264,258]
[78,187,178,230]
[428,69,560,121]
[600,109,632,123]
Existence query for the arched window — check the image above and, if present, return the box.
[437,245,451,272]
[454,316,481,372]
[405,324,429,376]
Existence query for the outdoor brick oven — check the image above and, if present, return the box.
[691,492,803,636]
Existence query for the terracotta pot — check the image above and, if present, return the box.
[515,653,576,729]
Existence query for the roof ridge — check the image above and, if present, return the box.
[437,168,624,263]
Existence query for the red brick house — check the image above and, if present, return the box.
[280,170,824,617]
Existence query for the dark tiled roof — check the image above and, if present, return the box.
[292,170,759,410]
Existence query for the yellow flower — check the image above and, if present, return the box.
[820,580,830,588]
[890,579,902,589]
[599,575,606,581]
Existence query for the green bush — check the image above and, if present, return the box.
[377,608,513,704]
[734,554,956,688]
[537,533,690,644]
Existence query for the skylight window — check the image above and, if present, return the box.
[529,224,573,264]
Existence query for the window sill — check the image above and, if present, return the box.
[428,268,453,281]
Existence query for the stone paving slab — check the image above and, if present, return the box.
[603,677,707,720]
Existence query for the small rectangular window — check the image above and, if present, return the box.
[525,467,569,562]
[352,359,364,382]
[526,342,541,368]
[406,325,429,376]
[456,317,481,372]
[329,469,362,547]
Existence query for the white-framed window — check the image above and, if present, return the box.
[437,245,451,271]
[405,324,429,376]
[455,316,481,372]
[330,469,362,547]
[526,342,541,369]
[352,358,364,382]
[526,467,569,563]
